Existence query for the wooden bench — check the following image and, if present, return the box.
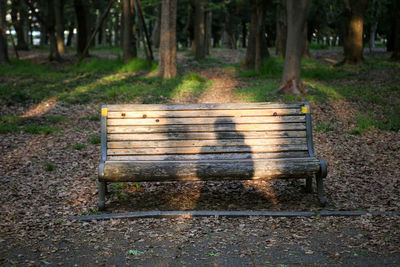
[98,102,327,210]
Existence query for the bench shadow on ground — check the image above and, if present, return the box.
[108,117,320,212]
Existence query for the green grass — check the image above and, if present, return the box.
[315,123,334,132]
[45,163,55,172]
[23,124,56,135]
[73,143,86,150]
[239,57,283,79]
[89,136,101,145]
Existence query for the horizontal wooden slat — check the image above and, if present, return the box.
[106,103,303,112]
[107,131,307,141]
[107,123,306,134]
[107,109,302,119]
[107,144,308,155]
[107,116,305,126]
[107,151,309,161]
[101,158,320,182]
[108,138,306,149]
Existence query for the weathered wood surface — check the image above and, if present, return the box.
[101,158,320,182]
[106,103,303,111]
[107,123,306,134]
[108,138,306,149]
[107,108,303,119]
[107,116,305,126]
[107,131,306,141]
[107,144,308,155]
[107,151,309,161]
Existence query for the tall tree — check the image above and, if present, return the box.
[392,0,400,60]
[277,0,311,95]
[243,0,269,71]
[341,0,369,64]
[0,0,10,64]
[158,0,177,78]
[151,3,161,48]
[275,0,287,57]
[122,0,132,62]
[25,0,60,60]
[46,0,60,60]
[55,0,65,54]
[193,0,206,59]
[74,0,90,57]
[11,0,29,50]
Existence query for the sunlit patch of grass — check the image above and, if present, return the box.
[69,58,157,74]
[235,80,280,102]
[170,73,212,99]
[304,81,342,102]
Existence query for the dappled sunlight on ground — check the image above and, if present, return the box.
[19,97,58,118]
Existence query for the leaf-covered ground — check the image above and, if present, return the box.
[0,48,399,266]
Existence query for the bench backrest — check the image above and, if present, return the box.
[100,103,315,162]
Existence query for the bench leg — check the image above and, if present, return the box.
[316,159,328,207]
[98,181,106,211]
[316,174,327,207]
[305,177,313,193]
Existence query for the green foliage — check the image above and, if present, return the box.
[309,42,330,50]
[0,123,19,134]
[89,136,101,145]
[73,143,86,150]
[70,58,157,74]
[24,124,56,135]
[239,58,283,79]
[316,123,334,132]
[45,163,55,172]
[44,115,65,123]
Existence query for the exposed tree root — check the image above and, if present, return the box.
[275,79,308,95]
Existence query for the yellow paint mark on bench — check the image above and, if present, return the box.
[102,108,108,117]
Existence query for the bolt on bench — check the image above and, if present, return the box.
[98,102,327,210]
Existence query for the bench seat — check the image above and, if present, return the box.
[98,102,327,210]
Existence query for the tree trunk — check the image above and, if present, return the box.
[130,0,137,57]
[40,22,48,46]
[55,0,65,54]
[115,10,120,46]
[342,0,369,65]
[123,0,132,63]
[302,22,310,58]
[223,11,236,49]
[74,0,90,56]
[275,0,287,57]
[66,22,74,46]
[241,20,247,48]
[391,0,400,60]
[11,0,29,50]
[244,0,269,70]
[194,0,206,59]
[0,0,10,64]
[47,0,60,60]
[277,0,311,95]
[158,0,177,78]
[204,10,212,55]
[151,4,161,48]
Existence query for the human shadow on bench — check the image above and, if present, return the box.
[109,118,316,211]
